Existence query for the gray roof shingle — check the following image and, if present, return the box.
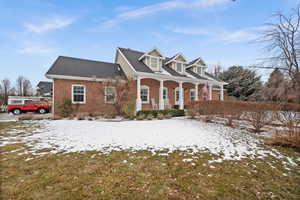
[186,69,208,80]
[46,56,125,79]
[119,48,187,78]
[204,72,222,82]
[118,48,154,73]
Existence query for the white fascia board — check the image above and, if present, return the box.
[165,53,188,65]
[135,71,219,85]
[46,74,120,82]
[138,47,165,61]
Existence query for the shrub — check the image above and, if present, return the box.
[57,98,74,118]
[186,103,198,119]
[104,113,117,119]
[88,112,103,118]
[267,129,300,152]
[245,105,272,133]
[146,114,154,120]
[157,113,164,120]
[122,103,135,119]
[165,113,172,119]
[76,113,88,120]
[136,113,145,120]
[136,109,184,118]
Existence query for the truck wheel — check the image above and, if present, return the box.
[38,108,46,114]
[13,109,21,115]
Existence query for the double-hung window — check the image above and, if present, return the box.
[150,57,159,70]
[72,85,85,104]
[176,62,183,73]
[141,86,149,103]
[105,86,116,103]
[190,89,196,101]
[196,66,203,75]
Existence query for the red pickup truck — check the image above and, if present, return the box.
[7,97,51,115]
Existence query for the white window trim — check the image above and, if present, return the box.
[193,64,206,76]
[148,55,161,71]
[141,85,150,104]
[163,87,168,100]
[104,86,116,104]
[190,89,196,101]
[71,84,86,104]
[175,61,185,74]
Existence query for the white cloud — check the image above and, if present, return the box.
[171,26,261,44]
[96,0,230,31]
[17,42,57,56]
[24,15,74,33]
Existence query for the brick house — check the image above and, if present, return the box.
[46,47,226,117]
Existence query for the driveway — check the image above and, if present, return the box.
[0,113,16,121]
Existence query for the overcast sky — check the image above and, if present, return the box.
[0,0,299,86]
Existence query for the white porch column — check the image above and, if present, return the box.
[220,84,224,101]
[179,82,184,109]
[195,83,199,101]
[159,80,164,110]
[209,84,213,100]
[136,77,142,112]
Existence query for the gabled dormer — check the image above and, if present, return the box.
[139,48,164,72]
[186,57,207,76]
[164,53,187,74]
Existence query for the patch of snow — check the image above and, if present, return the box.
[182,158,193,162]
[25,157,33,161]
[2,119,298,166]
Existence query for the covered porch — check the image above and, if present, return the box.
[135,73,225,112]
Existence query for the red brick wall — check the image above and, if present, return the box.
[53,78,222,116]
[53,79,136,117]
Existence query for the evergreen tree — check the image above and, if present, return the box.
[219,66,263,101]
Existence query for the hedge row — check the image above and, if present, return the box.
[187,100,300,116]
[136,109,185,117]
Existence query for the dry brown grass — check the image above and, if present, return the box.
[1,121,300,200]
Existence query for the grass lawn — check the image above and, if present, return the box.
[1,121,300,200]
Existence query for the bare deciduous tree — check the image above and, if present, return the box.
[1,78,11,105]
[100,77,134,115]
[16,76,32,96]
[259,4,300,101]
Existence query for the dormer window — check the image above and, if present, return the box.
[176,62,183,73]
[139,48,164,72]
[196,66,203,75]
[150,56,159,70]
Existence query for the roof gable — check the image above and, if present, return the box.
[187,57,206,68]
[119,48,154,73]
[165,53,187,65]
[138,47,164,60]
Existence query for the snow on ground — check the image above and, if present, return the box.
[2,118,297,165]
